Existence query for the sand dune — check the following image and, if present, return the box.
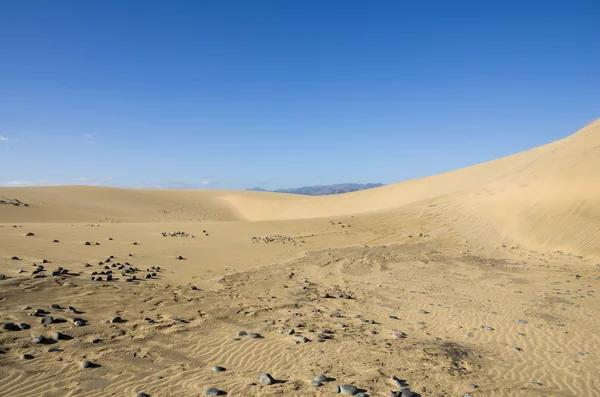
[1,119,600,397]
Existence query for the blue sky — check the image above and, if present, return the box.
[1,1,599,190]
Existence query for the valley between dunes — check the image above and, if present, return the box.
[1,119,600,397]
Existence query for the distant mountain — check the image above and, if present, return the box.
[246,187,269,192]
[247,183,384,196]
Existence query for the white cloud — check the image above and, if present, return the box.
[0,135,7,141]
[84,134,93,139]
[72,177,89,181]
[200,179,211,186]
[105,176,113,180]
[2,181,34,187]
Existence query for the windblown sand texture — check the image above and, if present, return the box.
[1,119,600,396]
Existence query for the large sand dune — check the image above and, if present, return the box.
[1,119,600,397]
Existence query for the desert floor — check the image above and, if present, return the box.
[1,120,600,397]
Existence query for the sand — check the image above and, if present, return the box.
[1,119,599,396]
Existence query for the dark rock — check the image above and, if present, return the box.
[21,354,35,360]
[211,366,226,373]
[1,322,18,331]
[41,316,54,325]
[204,388,226,396]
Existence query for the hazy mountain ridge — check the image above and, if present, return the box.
[247,183,385,195]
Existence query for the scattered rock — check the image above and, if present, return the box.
[211,366,226,373]
[80,360,93,369]
[339,384,359,395]
[1,322,18,331]
[21,354,34,360]
[259,373,275,385]
[204,388,226,396]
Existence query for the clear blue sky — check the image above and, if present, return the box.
[1,1,598,190]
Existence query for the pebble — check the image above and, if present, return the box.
[50,331,63,341]
[517,319,528,324]
[111,316,123,324]
[211,366,226,373]
[80,360,93,369]
[21,354,34,360]
[1,322,18,331]
[204,388,225,396]
[311,381,323,387]
[315,374,328,382]
[136,393,150,397]
[33,336,47,344]
[18,323,30,330]
[338,384,359,395]
[50,304,60,309]
[294,335,309,343]
[259,373,275,385]
[248,332,261,339]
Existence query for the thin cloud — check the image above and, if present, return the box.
[72,177,89,182]
[0,135,7,141]
[84,134,93,139]
[2,181,34,187]
[105,176,113,180]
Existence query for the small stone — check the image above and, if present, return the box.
[259,373,274,385]
[50,304,60,309]
[238,331,247,336]
[136,393,150,397]
[50,331,63,341]
[248,333,261,339]
[400,389,415,397]
[1,322,18,331]
[33,336,47,344]
[41,316,54,325]
[110,316,123,324]
[294,335,309,343]
[18,323,30,330]
[339,384,358,395]
[204,388,226,396]
[80,360,93,369]
[211,366,226,373]
[517,319,528,324]
[315,374,328,382]
[21,354,34,360]
[311,381,323,387]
